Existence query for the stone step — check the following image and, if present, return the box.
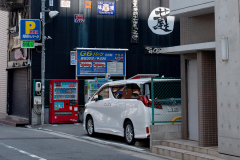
[151,145,224,160]
[0,118,28,127]
[6,115,29,123]
[161,140,219,157]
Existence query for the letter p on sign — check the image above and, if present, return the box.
[20,19,41,40]
[26,21,35,34]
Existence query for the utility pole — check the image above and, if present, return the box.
[41,0,46,125]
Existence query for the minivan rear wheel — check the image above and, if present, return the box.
[86,116,95,136]
[124,121,135,145]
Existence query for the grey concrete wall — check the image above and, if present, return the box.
[31,110,41,125]
[215,0,240,158]
[150,124,181,146]
[32,108,49,125]
[220,154,240,160]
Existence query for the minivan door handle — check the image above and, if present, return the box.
[108,103,111,106]
[104,103,107,106]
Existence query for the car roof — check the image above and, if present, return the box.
[101,78,180,87]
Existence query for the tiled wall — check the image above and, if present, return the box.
[197,51,217,147]
[181,51,217,147]
[180,13,215,45]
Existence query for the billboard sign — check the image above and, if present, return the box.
[76,49,127,77]
[97,2,115,15]
[20,19,41,40]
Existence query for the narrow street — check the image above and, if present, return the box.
[0,123,168,160]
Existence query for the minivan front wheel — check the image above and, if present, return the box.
[124,121,135,145]
[86,116,95,136]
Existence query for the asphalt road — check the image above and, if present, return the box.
[31,123,150,149]
[0,123,168,160]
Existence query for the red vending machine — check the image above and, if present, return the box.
[49,80,78,123]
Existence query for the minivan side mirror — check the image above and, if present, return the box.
[94,95,99,101]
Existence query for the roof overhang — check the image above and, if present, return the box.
[159,42,215,55]
[170,1,214,17]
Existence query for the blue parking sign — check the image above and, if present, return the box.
[74,14,84,23]
[20,19,41,40]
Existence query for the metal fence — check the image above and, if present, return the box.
[151,77,181,124]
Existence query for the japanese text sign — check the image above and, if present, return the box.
[76,49,126,77]
[20,19,41,40]
[97,2,115,15]
[21,41,35,48]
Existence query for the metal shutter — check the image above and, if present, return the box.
[0,11,8,114]
[11,68,29,118]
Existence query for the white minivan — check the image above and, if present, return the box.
[83,78,181,145]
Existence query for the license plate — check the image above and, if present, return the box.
[168,107,178,112]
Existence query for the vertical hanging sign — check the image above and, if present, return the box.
[131,0,139,43]
[49,0,53,6]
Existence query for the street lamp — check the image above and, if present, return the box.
[41,0,59,125]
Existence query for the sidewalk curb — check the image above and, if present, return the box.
[30,127,178,160]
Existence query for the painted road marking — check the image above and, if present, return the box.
[30,128,145,152]
[0,142,46,160]
[81,136,145,151]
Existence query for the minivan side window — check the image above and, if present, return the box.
[91,87,109,101]
[111,86,126,99]
[98,87,109,100]
[126,83,141,99]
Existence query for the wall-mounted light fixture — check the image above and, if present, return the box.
[221,36,229,61]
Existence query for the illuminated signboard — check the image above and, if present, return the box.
[76,49,127,77]
[21,41,35,48]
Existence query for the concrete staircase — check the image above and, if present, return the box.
[151,139,224,160]
[0,115,28,127]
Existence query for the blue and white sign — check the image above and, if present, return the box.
[74,14,84,23]
[49,0,53,6]
[20,19,41,40]
[70,51,76,65]
[97,2,115,15]
[76,49,126,77]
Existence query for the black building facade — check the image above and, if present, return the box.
[6,0,180,123]
[31,0,180,80]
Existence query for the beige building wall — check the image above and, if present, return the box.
[0,10,8,114]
